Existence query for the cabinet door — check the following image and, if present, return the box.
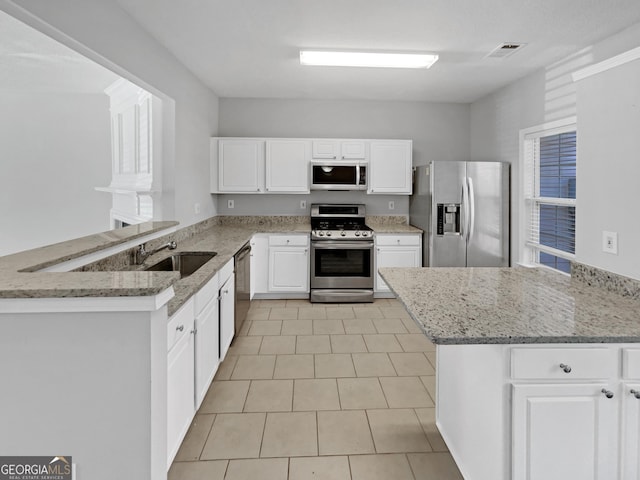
[512,383,618,480]
[251,235,269,295]
[194,297,219,409]
[340,140,366,159]
[219,275,235,361]
[368,140,412,194]
[622,382,640,479]
[312,140,339,159]
[218,139,264,192]
[268,247,309,292]
[375,246,421,292]
[265,140,310,192]
[167,314,195,468]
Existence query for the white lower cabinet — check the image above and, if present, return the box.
[194,275,220,409]
[512,383,618,480]
[252,233,310,298]
[437,343,640,480]
[167,298,195,469]
[167,257,236,469]
[268,235,309,293]
[622,382,640,479]
[374,234,421,294]
[219,271,235,360]
[251,234,269,296]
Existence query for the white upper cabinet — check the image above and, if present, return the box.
[265,140,310,193]
[211,137,412,194]
[311,140,366,160]
[368,140,413,195]
[213,138,265,193]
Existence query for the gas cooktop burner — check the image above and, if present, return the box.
[310,203,373,241]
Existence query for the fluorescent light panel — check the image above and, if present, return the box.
[299,50,438,69]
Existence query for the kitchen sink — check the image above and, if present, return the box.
[144,252,217,278]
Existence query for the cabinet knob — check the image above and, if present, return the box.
[176,325,184,332]
[630,389,640,399]
[601,388,614,399]
[559,363,572,373]
[190,328,196,335]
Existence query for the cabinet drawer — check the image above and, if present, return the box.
[623,348,640,379]
[269,235,309,247]
[218,257,234,284]
[511,347,617,380]
[194,273,219,315]
[375,234,421,246]
[167,299,194,352]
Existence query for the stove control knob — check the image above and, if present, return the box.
[318,231,324,236]
[363,231,369,237]
[340,231,346,237]
[355,231,361,236]
[327,232,332,237]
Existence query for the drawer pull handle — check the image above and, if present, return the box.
[559,363,572,373]
[176,325,184,332]
[630,389,640,399]
[601,388,614,399]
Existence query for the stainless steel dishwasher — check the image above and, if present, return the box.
[234,242,251,336]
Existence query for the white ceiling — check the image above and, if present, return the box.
[115,0,640,103]
[0,11,118,94]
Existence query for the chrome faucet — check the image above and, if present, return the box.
[135,241,177,264]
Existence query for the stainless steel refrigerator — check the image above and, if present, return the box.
[410,161,510,267]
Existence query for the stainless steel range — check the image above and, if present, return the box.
[310,204,374,303]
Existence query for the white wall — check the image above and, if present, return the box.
[574,58,640,278]
[470,22,640,279]
[218,98,470,216]
[0,0,220,231]
[0,92,112,256]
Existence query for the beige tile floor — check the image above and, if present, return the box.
[169,299,464,480]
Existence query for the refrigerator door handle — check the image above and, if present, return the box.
[467,176,475,242]
[460,182,467,239]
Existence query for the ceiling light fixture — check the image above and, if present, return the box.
[299,50,439,69]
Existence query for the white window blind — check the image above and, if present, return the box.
[523,126,576,273]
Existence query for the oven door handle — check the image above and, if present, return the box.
[312,241,374,249]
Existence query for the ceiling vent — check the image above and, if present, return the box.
[487,43,526,59]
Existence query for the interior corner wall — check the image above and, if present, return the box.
[0,92,112,256]
[217,97,470,216]
[0,0,220,231]
[470,22,640,277]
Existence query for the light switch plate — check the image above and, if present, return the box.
[388,201,395,210]
[602,231,618,254]
[227,199,234,209]
[300,200,307,209]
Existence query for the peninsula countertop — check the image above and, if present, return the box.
[379,266,640,345]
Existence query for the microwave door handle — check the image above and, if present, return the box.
[356,164,360,187]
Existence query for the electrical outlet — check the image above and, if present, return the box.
[388,201,395,210]
[227,199,234,209]
[194,203,201,214]
[300,200,307,209]
[602,231,618,254]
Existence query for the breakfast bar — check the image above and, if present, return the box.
[379,266,640,480]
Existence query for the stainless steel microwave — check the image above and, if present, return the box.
[310,161,367,190]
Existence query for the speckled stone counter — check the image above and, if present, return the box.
[378,266,640,344]
[0,217,311,315]
[366,216,423,234]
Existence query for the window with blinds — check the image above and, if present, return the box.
[523,127,576,273]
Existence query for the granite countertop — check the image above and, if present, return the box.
[366,216,422,234]
[0,214,414,316]
[379,266,640,345]
[0,218,311,316]
[0,222,182,299]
